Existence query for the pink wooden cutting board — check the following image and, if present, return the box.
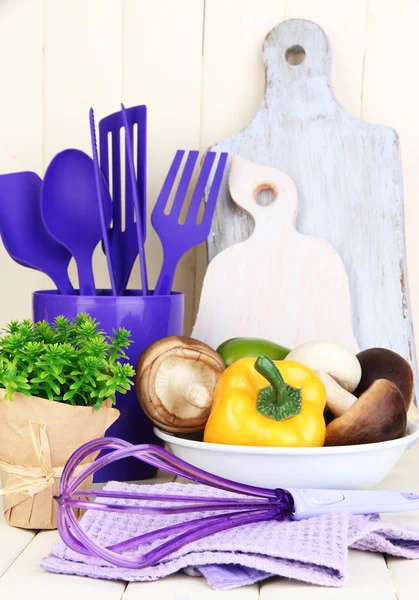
[192,156,358,353]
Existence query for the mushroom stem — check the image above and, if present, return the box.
[184,384,213,409]
[316,371,357,417]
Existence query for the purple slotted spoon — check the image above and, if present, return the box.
[99,105,147,295]
[0,171,74,294]
[41,149,113,296]
[152,150,228,296]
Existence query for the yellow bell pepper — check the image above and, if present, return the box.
[204,355,326,447]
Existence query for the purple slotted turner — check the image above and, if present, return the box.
[152,150,228,296]
[121,103,148,296]
[56,437,419,569]
[99,105,147,295]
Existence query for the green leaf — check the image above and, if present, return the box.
[0,313,134,410]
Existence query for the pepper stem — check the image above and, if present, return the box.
[254,354,302,421]
[254,354,287,405]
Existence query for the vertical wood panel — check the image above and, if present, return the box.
[124,0,204,333]
[201,0,287,151]
[43,0,123,290]
[0,0,46,326]
[362,0,419,365]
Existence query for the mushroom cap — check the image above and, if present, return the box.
[135,336,225,433]
[325,379,407,446]
[354,348,414,410]
[285,341,361,392]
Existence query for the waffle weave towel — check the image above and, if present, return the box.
[40,481,419,590]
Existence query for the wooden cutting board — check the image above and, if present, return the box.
[193,19,418,389]
[192,156,359,353]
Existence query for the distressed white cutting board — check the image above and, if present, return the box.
[195,19,418,396]
[193,156,359,352]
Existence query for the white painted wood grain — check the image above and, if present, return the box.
[0,516,35,577]
[0,530,126,600]
[284,0,367,118]
[0,0,50,327]
[123,0,204,333]
[260,550,397,599]
[193,156,358,351]
[385,556,419,600]
[201,19,418,403]
[123,575,258,599]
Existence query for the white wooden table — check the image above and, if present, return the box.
[1,446,419,600]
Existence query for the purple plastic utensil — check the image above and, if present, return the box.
[41,149,113,296]
[99,105,147,295]
[121,103,148,296]
[152,150,228,296]
[89,108,117,295]
[55,437,419,569]
[0,172,74,294]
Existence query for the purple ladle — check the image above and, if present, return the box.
[41,149,112,296]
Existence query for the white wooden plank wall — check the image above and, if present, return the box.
[0,0,418,351]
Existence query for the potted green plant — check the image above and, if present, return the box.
[0,313,134,529]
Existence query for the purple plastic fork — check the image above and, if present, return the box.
[56,437,419,570]
[152,150,228,296]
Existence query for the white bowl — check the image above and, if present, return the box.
[154,425,419,490]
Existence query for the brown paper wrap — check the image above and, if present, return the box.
[0,390,119,529]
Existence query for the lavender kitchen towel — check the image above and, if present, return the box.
[41,481,419,590]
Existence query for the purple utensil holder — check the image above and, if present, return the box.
[32,289,184,482]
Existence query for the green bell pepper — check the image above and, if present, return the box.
[216,337,291,367]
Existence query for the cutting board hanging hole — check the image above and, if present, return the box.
[255,185,276,207]
[285,45,306,66]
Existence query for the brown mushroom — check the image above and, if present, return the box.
[135,336,225,433]
[325,379,407,446]
[354,348,413,410]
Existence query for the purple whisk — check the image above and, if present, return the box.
[55,438,294,569]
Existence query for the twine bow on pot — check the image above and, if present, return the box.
[0,421,79,497]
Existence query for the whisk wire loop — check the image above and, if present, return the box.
[56,438,295,569]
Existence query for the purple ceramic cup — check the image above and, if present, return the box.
[32,289,184,482]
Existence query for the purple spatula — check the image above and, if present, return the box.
[0,171,74,294]
[99,105,147,295]
[152,150,228,296]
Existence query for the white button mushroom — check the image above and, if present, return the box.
[285,341,361,392]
